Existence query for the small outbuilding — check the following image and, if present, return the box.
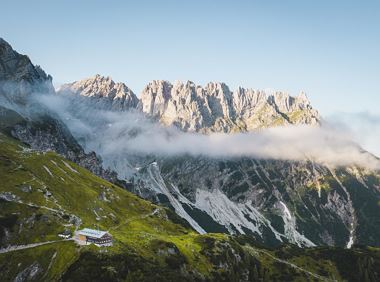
[58,230,72,239]
[75,228,113,247]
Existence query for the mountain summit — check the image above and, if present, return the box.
[58,74,139,111]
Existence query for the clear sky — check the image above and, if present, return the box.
[1,0,379,115]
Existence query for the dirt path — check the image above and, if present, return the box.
[0,239,73,254]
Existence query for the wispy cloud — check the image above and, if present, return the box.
[327,112,380,159]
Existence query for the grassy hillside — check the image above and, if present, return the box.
[0,132,379,281]
[0,132,212,279]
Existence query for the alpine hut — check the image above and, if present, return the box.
[75,228,113,246]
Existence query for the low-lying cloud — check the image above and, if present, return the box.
[33,93,380,171]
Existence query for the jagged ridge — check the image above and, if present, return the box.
[139,80,320,132]
[59,77,320,133]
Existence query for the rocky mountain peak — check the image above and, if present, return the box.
[0,38,54,102]
[58,75,139,111]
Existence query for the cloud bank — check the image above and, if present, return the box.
[33,93,380,171]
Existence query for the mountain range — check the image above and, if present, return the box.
[1,37,380,281]
[58,74,320,133]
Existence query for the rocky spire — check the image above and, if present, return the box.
[297,91,310,106]
[138,80,173,116]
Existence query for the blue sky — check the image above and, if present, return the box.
[1,0,379,115]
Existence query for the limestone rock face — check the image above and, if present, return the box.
[0,38,54,101]
[58,74,139,111]
[58,75,320,133]
[139,80,320,133]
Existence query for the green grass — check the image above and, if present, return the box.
[0,133,225,279]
